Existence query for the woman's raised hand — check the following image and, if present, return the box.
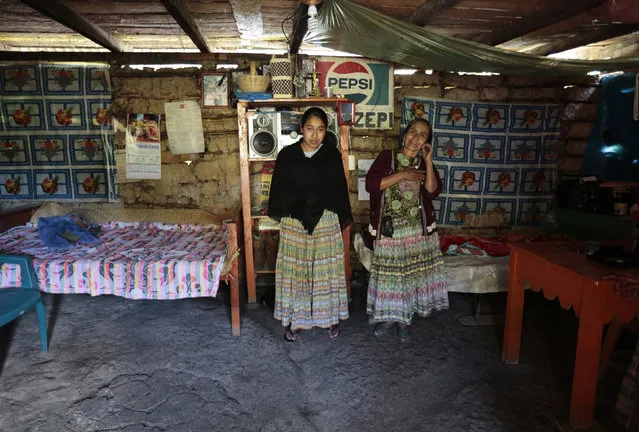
[421,144,433,162]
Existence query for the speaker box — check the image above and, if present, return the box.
[248,112,279,159]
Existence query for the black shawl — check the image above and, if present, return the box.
[267,141,352,234]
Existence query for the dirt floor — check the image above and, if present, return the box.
[0,284,630,432]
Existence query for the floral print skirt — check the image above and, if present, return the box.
[367,222,448,325]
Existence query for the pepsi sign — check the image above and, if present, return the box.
[315,58,393,129]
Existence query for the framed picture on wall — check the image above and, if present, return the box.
[338,100,356,126]
[202,73,229,107]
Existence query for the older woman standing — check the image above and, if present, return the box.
[268,107,352,342]
[365,118,448,342]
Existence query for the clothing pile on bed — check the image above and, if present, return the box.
[37,213,101,250]
[439,232,573,257]
[440,235,510,257]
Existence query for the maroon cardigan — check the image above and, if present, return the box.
[365,149,442,234]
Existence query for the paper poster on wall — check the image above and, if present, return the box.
[258,162,274,214]
[315,58,394,129]
[125,113,161,179]
[357,159,374,200]
[112,118,133,184]
[164,101,205,154]
[114,150,132,184]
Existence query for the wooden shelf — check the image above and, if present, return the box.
[240,97,347,108]
[255,269,276,274]
[238,99,352,303]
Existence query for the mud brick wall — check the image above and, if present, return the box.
[110,66,241,220]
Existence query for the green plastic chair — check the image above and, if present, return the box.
[0,254,47,352]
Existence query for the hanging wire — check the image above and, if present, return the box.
[281,10,297,45]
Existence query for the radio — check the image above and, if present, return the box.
[277,111,302,151]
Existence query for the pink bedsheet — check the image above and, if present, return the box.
[0,222,228,299]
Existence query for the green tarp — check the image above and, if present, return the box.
[305,0,639,75]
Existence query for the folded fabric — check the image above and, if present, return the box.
[37,213,100,250]
[439,234,510,256]
[445,242,489,257]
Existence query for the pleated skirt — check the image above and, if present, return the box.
[274,211,349,330]
[367,224,448,325]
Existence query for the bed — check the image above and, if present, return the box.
[0,205,242,336]
[353,231,510,323]
[354,231,509,292]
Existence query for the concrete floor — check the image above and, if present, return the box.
[0,286,629,432]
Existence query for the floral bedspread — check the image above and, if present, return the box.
[0,222,227,299]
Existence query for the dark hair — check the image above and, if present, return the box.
[399,118,432,148]
[300,107,328,129]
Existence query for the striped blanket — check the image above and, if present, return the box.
[0,222,227,299]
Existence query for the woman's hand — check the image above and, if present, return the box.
[401,168,426,182]
[379,167,425,191]
[421,143,433,163]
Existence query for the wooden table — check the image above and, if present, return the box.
[502,242,639,430]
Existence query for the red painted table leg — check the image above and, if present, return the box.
[503,250,525,364]
[569,284,605,428]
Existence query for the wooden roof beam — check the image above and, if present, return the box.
[478,0,606,46]
[523,24,639,56]
[0,51,271,65]
[409,0,462,27]
[159,0,211,53]
[20,0,124,52]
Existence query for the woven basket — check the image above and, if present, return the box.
[270,56,293,98]
[29,202,74,225]
[236,61,270,93]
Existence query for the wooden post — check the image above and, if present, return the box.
[340,124,352,298]
[237,101,257,303]
[227,218,241,336]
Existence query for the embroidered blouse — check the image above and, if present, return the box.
[365,149,442,234]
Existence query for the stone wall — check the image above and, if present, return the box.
[109,66,600,227]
